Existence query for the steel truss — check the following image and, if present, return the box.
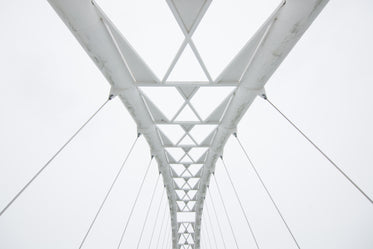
[47,0,329,248]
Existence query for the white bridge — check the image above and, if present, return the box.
[1,0,372,249]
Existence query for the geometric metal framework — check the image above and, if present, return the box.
[47,0,329,248]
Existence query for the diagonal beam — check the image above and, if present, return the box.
[47,0,180,247]
[193,1,330,248]
[163,0,212,83]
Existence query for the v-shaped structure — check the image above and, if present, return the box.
[47,0,329,248]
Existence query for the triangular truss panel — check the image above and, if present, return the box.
[48,0,330,248]
[167,44,209,82]
[172,0,206,31]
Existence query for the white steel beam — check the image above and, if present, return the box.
[193,1,329,247]
[47,0,180,246]
[47,0,329,248]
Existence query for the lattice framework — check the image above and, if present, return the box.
[47,0,329,248]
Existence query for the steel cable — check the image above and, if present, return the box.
[147,189,165,249]
[165,230,171,249]
[220,157,260,249]
[136,173,161,249]
[235,134,301,249]
[207,189,227,249]
[79,134,140,248]
[262,94,372,204]
[0,95,114,217]
[204,204,219,249]
[212,174,240,249]
[116,156,154,249]
[162,222,171,249]
[202,225,212,249]
[160,215,170,249]
[155,203,168,249]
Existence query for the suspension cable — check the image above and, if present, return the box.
[204,216,214,249]
[262,94,372,204]
[212,174,240,249]
[235,134,301,249]
[165,228,171,249]
[163,223,171,249]
[155,203,168,249]
[201,230,209,249]
[207,189,227,249]
[204,204,218,249]
[0,95,114,217]
[147,188,165,249]
[160,214,170,249]
[202,224,213,249]
[136,173,161,249]
[220,157,261,249]
[78,134,140,248]
[116,156,154,249]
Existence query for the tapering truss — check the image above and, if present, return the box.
[48,0,329,248]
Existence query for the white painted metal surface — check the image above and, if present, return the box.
[47,0,329,248]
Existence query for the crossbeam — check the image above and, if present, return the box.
[47,0,330,248]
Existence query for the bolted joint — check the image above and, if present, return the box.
[137,132,141,138]
[108,94,115,100]
[261,93,268,100]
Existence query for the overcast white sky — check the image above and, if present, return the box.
[0,0,372,249]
